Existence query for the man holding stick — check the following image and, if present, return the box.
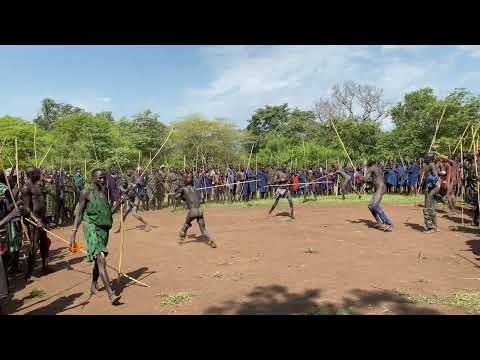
[69,168,121,304]
[422,154,441,233]
[22,167,53,279]
[268,165,294,219]
[365,160,393,231]
[335,164,361,200]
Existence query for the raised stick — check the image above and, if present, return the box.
[428,103,448,154]
[34,123,38,167]
[330,119,355,171]
[472,126,480,227]
[23,217,150,287]
[0,137,6,154]
[90,133,99,163]
[452,123,471,155]
[139,127,174,179]
[0,157,31,243]
[117,204,125,283]
[38,144,53,168]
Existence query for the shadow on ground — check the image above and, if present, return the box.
[116,267,155,294]
[348,219,378,229]
[274,212,291,217]
[404,222,426,232]
[181,234,211,247]
[203,285,444,315]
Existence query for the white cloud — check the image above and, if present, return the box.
[96,97,111,103]
[456,45,480,58]
[178,45,462,130]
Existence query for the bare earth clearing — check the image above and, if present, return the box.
[5,200,480,315]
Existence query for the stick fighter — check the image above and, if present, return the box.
[175,174,216,248]
[268,166,294,219]
[69,169,121,304]
[365,160,393,231]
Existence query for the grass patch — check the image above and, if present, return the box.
[335,307,354,315]
[198,194,423,210]
[304,306,354,315]
[25,288,47,300]
[213,271,224,279]
[304,247,318,254]
[396,289,480,313]
[450,291,480,314]
[160,292,193,306]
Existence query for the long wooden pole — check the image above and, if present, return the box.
[0,157,31,243]
[38,144,53,168]
[34,123,38,167]
[452,123,471,155]
[117,204,125,284]
[460,139,464,225]
[139,127,174,179]
[330,119,355,171]
[472,126,480,227]
[90,133,99,163]
[0,137,6,154]
[84,159,87,183]
[428,103,448,154]
[23,218,149,287]
[15,138,20,190]
[469,125,480,152]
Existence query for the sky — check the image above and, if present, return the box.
[1,45,480,130]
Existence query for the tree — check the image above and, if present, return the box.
[34,98,84,130]
[172,114,242,168]
[314,81,390,123]
[246,104,290,138]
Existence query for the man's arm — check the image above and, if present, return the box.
[70,190,89,245]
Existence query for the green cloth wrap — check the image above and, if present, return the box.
[83,222,110,262]
[423,208,436,230]
[82,190,113,262]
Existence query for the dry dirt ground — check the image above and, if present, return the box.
[5,201,480,315]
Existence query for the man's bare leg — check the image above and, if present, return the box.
[96,253,120,304]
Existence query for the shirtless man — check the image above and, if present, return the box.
[22,167,52,279]
[268,166,294,219]
[114,177,152,233]
[175,174,216,248]
[335,164,361,200]
[365,160,393,231]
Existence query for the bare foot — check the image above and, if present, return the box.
[207,240,217,248]
[108,293,121,305]
[424,229,435,234]
[143,224,152,232]
[91,282,99,296]
[382,225,393,232]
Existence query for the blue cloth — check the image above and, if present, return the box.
[299,174,306,193]
[408,163,419,186]
[257,171,268,193]
[396,166,406,186]
[204,175,213,194]
[194,176,202,198]
[245,169,256,195]
[136,178,146,199]
[369,201,393,225]
[387,168,397,187]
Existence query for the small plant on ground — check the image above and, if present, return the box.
[213,271,224,279]
[304,247,318,254]
[26,288,47,299]
[450,291,480,314]
[160,292,193,306]
[335,307,354,315]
